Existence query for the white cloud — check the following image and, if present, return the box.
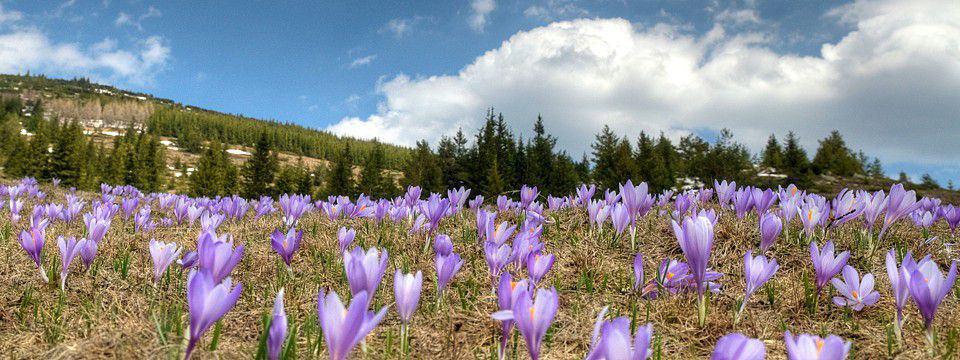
[0,4,24,25]
[381,17,429,37]
[715,9,761,25]
[115,6,162,30]
[0,29,171,85]
[349,55,376,68]
[327,0,960,175]
[469,0,496,32]
[524,0,589,22]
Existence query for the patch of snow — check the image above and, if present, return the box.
[20,129,34,136]
[226,149,251,156]
[102,131,121,137]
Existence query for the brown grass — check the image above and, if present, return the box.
[0,185,957,359]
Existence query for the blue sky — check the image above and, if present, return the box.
[1,0,958,187]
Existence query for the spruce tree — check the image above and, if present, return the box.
[761,134,784,170]
[3,135,29,178]
[528,115,556,189]
[49,120,85,186]
[811,130,861,176]
[325,143,356,197]
[242,132,279,198]
[358,142,389,198]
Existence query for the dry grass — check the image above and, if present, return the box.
[0,185,958,359]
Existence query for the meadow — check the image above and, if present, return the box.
[0,178,957,360]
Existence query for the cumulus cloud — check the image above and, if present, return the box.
[380,17,431,37]
[468,0,496,32]
[327,0,960,176]
[349,55,376,68]
[0,29,171,85]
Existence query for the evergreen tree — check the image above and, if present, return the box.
[919,173,940,190]
[3,135,29,178]
[24,121,51,179]
[189,140,235,197]
[274,165,301,196]
[591,125,633,190]
[358,142,390,198]
[898,171,910,184]
[761,134,784,170]
[867,158,884,178]
[811,130,862,176]
[528,115,556,189]
[242,132,279,198]
[782,131,812,186]
[49,120,85,186]
[401,140,443,194]
[325,143,356,197]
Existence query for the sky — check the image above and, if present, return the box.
[0,0,958,186]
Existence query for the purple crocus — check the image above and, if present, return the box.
[733,189,754,219]
[879,183,921,240]
[197,232,245,283]
[831,265,880,311]
[526,252,555,286]
[752,188,777,218]
[270,227,303,270]
[19,226,49,282]
[711,333,765,360]
[810,240,849,294]
[784,331,850,360]
[435,252,464,301]
[344,247,389,305]
[759,213,782,252]
[520,185,539,210]
[185,270,242,359]
[394,270,423,324]
[179,251,199,269]
[672,215,714,325]
[885,249,921,337]
[585,307,653,360]
[149,239,182,285]
[633,252,644,291]
[316,290,388,360]
[434,234,453,256]
[491,287,559,360]
[799,199,824,239]
[715,180,736,208]
[611,203,631,236]
[338,227,355,256]
[79,239,98,269]
[907,258,957,332]
[268,289,287,360]
[57,236,86,291]
[738,250,778,321]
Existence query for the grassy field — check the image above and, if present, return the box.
[0,182,957,359]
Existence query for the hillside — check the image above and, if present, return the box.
[0,73,410,170]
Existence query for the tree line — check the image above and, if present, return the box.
[1,96,946,199]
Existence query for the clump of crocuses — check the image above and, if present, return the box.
[831,265,879,311]
[185,270,242,359]
[585,306,653,360]
[149,239,181,285]
[491,287,559,360]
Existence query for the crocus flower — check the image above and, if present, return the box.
[179,251,199,269]
[486,221,516,246]
[197,232,244,283]
[83,213,111,243]
[752,188,777,218]
[268,289,287,360]
[344,247,389,305]
[714,180,736,208]
[943,205,960,235]
[633,252,644,291]
[829,265,880,311]
[585,306,653,360]
[861,190,886,233]
[879,183,921,240]
[57,236,86,291]
[394,270,423,324]
[434,234,453,256]
[759,213,782,252]
[185,270,242,359]
[611,203,631,237]
[908,259,957,331]
[270,227,302,270]
[799,199,823,239]
[491,287,559,360]
[810,240,849,294]
[79,238,98,269]
[316,290,388,360]
[436,252,464,299]
[784,331,850,360]
[711,333,765,360]
[495,273,526,357]
[149,239,182,285]
[19,226,48,282]
[885,250,921,331]
[484,241,513,284]
[338,227,355,256]
[733,189,754,219]
[526,252,555,286]
[740,250,778,315]
[673,215,714,296]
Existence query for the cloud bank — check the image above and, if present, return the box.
[328,0,960,175]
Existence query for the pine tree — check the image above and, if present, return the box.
[274,165,301,196]
[485,158,505,196]
[919,173,940,189]
[242,132,279,198]
[761,134,784,170]
[24,121,51,179]
[190,140,235,197]
[898,171,910,184]
[782,131,811,186]
[401,140,443,194]
[325,143,356,197]
[528,115,556,189]
[358,142,389,198]
[591,125,633,190]
[49,120,85,186]
[3,135,29,178]
[811,130,862,176]
[867,158,884,178]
